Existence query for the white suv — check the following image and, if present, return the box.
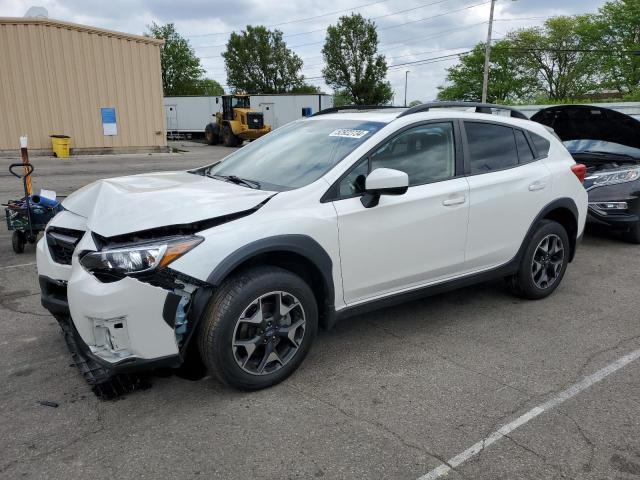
[37,102,588,392]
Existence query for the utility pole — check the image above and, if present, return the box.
[404,70,410,107]
[481,0,497,103]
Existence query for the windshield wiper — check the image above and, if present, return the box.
[208,173,261,189]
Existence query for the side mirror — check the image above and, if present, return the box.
[361,168,409,208]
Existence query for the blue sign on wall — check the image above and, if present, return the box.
[101,107,117,136]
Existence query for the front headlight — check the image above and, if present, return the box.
[586,167,640,187]
[80,235,203,280]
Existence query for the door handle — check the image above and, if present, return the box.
[529,181,547,191]
[442,196,466,206]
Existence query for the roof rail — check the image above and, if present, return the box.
[397,102,529,120]
[312,105,402,116]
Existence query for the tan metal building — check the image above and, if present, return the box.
[0,17,167,154]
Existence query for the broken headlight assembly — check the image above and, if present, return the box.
[79,236,203,282]
[586,167,640,187]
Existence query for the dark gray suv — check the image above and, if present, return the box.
[532,105,640,243]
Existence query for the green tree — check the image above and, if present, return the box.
[191,79,225,96]
[223,26,306,93]
[438,41,536,102]
[290,83,321,94]
[507,15,600,100]
[322,14,392,105]
[332,89,353,107]
[146,23,206,96]
[596,0,640,94]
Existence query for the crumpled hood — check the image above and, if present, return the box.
[62,171,274,237]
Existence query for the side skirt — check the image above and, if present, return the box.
[334,260,518,322]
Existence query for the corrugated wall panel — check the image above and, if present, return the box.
[0,20,166,151]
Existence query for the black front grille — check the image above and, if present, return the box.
[46,227,84,265]
[247,112,264,129]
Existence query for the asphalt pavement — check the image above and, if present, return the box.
[1,144,639,480]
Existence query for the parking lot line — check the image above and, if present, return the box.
[417,347,640,480]
[0,262,36,270]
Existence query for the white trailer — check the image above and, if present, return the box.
[163,96,221,138]
[163,94,334,137]
[249,94,334,129]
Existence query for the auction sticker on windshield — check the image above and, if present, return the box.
[329,129,371,139]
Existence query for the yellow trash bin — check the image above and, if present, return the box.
[50,135,71,158]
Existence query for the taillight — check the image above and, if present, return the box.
[571,163,587,183]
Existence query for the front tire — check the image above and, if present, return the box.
[507,220,570,299]
[204,123,219,145]
[198,266,318,390]
[222,125,241,147]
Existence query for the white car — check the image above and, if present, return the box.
[37,102,588,392]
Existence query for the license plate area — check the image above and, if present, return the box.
[93,317,130,352]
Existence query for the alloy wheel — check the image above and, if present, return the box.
[531,233,565,289]
[232,291,306,375]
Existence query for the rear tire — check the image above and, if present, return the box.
[507,219,570,299]
[204,123,219,145]
[622,221,640,244]
[12,231,25,254]
[222,125,240,147]
[198,266,318,390]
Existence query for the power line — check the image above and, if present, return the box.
[493,16,548,22]
[302,46,472,71]
[193,0,485,50]
[200,15,546,62]
[288,0,491,48]
[493,47,640,54]
[306,45,640,79]
[194,0,453,48]
[302,50,470,80]
[201,21,485,61]
[389,50,470,68]
[187,0,393,37]
[278,0,453,40]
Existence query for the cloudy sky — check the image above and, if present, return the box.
[3,0,605,101]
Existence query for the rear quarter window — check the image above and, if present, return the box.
[530,132,551,158]
[514,129,535,164]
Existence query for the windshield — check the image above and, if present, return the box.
[231,96,250,108]
[204,119,385,191]
[563,139,640,159]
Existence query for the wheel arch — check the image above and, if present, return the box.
[206,235,336,329]
[520,198,580,263]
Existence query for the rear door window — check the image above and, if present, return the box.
[465,122,518,174]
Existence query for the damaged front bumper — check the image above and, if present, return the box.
[37,219,213,393]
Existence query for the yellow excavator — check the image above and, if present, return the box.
[204,95,271,147]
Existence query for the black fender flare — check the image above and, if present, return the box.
[208,235,334,311]
[514,197,580,265]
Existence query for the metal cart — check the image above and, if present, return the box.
[4,163,60,253]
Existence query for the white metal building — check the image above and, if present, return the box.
[0,16,166,154]
[164,93,334,136]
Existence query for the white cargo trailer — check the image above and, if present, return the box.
[249,94,334,129]
[163,93,334,137]
[164,96,221,138]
